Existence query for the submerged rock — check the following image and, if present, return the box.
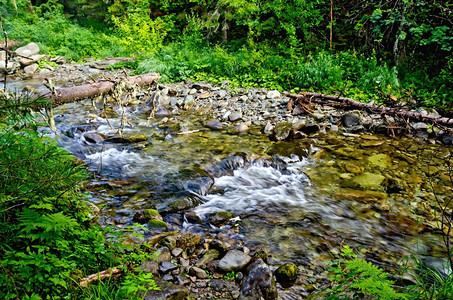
[344,172,386,190]
[334,189,387,203]
[205,119,224,131]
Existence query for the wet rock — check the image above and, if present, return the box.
[184,211,203,224]
[344,172,386,190]
[334,189,387,203]
[218,250,251,272]
[196,249,220,268]
[174,232,203,249]
[228,122,249,135]
[209,211,233,226]
[105,132,147,143]
[266,140,312,159]
[145,279,189,300]
[441,133,453,145]
[210,240,231,255]
[205,119,224,131]
[217,90,227,99]
[189,266,208,279]
[145,231,179,247]
[160,196,203,214]
[155,106,171,118]
[149,219,168,229]
[162,236,177,250]
[342,113,360,127]
[175,274,190,286]
[172,248,183,257]
[160,261,179,273]
[177,166,214,195]
[15,42,40,57]
[272,121,293,141]
[229,111,243,122]
[83,132,105,144]
[240,259,278,300]
[274,263,298,284]
[140,260,159,275]
[368,153,391,169]
[301,122,320,135]
[253,248,269,262]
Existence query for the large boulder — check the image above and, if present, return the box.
[15,42,40,58]
[240,259,278,300]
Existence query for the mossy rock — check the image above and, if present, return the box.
[209,211,233,226]
[274,263,298,283]
[272,121,293,141]
[342,172,386,190]
[106,132,148,143]
[148,219,168,229]
[144,209,162,220]
[334,189,387,203]
[367,154,391,169]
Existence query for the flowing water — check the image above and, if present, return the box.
[14,78,449,289]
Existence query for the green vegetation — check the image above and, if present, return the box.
[1,0,453,298]
[1,0,451,108]
[0,94,158,298]
[327,245,409,299]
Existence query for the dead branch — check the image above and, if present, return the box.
[79,265,125,288]
[285,92,453,127]
[43,72,160,106]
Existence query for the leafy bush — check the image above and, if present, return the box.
[0,94,158,299]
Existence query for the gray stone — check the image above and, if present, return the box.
[412,122,429,131]
[0,61,20,74]
[189,88,197,95]
[155,106,171,118]
[240,259,277,300]
[217,90,227,99]
[184,211,203,224]
[19,54,48,66]
[160,261,179,273]
[162,274,174,281]
[140,260,159,275]
[205,119,224,131]
[195,249,220,268]
[83,132,105,144]
[89,57,134,69]
[156,247,172,263]
[170,97,179,106]
[263,122,274,134]
[442,134,453,145]
[172,248,183,257]
[229,111,243,122]
[218,250,251,272]
[23,64,39,76]
[184,95,194,109]
[266,90,281,99]
[15,42,40,58]
[0,51,5,61]
[239,95,248,101]
[330,124,339,132]
[145,279,189,300]
[39,68,52,75]
[189,266,208,279]
[342,113,360,127]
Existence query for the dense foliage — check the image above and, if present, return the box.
[0,94,157,299]
[1,0,451,108]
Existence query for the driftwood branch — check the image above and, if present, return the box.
[43,72,160,106]
[285,92,453,127]
[79,265,125,287]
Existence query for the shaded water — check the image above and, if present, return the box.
[40,95,452,281]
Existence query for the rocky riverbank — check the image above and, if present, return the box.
[7,50,453,299]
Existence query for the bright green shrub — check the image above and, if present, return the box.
[327,245,409,300]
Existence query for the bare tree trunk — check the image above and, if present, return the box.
[43,72,160,106]
[330,0,333,50]
[285,92,453,127]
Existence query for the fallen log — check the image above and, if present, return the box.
[285,92,453,128]
[79,265,125,288]
[43,72,160,106]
